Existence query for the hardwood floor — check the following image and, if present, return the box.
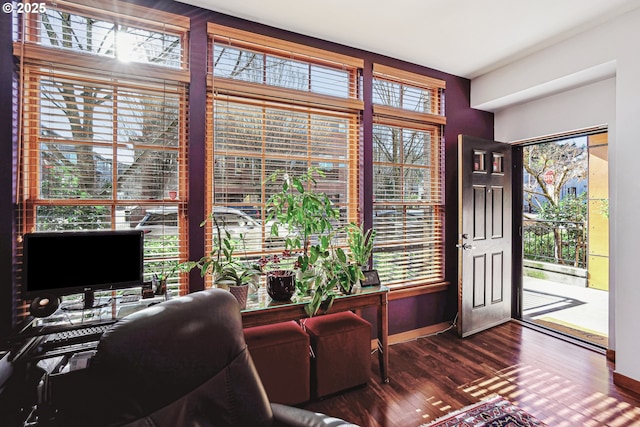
[299,321,640,426]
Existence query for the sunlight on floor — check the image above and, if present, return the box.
[455,363,640,426]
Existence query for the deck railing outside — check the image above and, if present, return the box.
[523,218,586,268]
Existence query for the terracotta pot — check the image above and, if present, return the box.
[229,284,249,309]
[267,270,296,301]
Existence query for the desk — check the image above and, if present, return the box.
[29,295,168,329]
[242,285,389,383]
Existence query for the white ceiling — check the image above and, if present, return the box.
[177,0,640,79]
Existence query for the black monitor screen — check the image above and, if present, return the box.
[23,230,144,298]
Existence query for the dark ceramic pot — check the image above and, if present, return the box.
[267,270,296,301]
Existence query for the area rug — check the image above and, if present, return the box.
[422,395,546,427]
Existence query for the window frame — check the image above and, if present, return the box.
[14,1,191,314]
[372,64,446,290]
[206,25,363,280]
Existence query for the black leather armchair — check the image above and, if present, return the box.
[54,289,358,427]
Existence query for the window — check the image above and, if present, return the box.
[15,1,190,308]
[207,24,362,272]
[372,64,446,288]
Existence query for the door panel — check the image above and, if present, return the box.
[473,187,486,239]
[492,187,503,238]
[473,255,486,307]
[492,252,504,302]
[458,135,513,337]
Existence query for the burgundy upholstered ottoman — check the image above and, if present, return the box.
[243,321,310,405]
[303,311,371,398]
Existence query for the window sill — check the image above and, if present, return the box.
[388,281,450,301]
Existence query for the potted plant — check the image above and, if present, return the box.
[152,271,168,296]
[265,168,341,315]
[256,251,297,301]
[265,167,339,269]
[265,269,296,302]
[343,222,377,290]
[346,223,376,270]
[298,245,348,316]
[215,263,262,309]
[195,213,233,283]
[264,169,379,315]
[153,260,194,298]
[295,224,377,314]
[184,211,261,308]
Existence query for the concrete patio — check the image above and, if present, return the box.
[522,275,609,346]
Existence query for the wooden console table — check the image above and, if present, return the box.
[242,285,389,383]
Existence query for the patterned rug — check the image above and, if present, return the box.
[422,395,546,427]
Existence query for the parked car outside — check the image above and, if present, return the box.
[134,206,287,250]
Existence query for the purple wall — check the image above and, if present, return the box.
[0,10,15,339]
[442,78,494,319]
[0,0,494,338]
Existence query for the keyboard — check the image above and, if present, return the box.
[40,323,112,350]
[120,294,140,304]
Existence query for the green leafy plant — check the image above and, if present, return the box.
[302,223,377,303]
[346,223,376,269]
[264,167,379,316]
[538,193,587,266]
[215,264,262,287]
[299,254,340,316]
[298,243,368,316]
[265,167,340,268]
[185,212,259,287]
[155,260,193,282]
[265,167,344,315]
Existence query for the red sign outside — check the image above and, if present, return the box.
[543,169,555,185]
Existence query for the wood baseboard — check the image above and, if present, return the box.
[606,349,615,363]
[613,371,640,395]
[371,321,453,350]
[390,322,453,345]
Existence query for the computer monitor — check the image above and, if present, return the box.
[23,230,144,310]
